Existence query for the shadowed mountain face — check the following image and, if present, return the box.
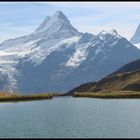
[0,11,140,94]
[108,59,140,76]
[66,59,140,95]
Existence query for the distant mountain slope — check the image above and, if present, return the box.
[130,24,140,44]
[130,23,140,49]
[66,59,140,95]
[109,59,140,76]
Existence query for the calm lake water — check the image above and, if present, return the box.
[0,97,140,138]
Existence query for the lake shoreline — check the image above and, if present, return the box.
[1,90,140,103]
[0,93,53,103]
[72,91,140,99]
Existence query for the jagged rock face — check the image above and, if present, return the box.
[0,11,140,94]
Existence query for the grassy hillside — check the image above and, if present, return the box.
[93,69,140,93]
[67,69,140,95]
[65,82,97,96]
[65,59,140,97]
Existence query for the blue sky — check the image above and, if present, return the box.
[0,2,140,42]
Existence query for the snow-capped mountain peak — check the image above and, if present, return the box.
[109,29,118,36]
[99,29,120,37]
[35,10,80,38]
[1,11,81,49]
[36,11,70,33]
[98,29,122,41]
[98,30,107,35]
[51,10,70,22]
[130,23,140,44]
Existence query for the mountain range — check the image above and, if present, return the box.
[0,11,140,94]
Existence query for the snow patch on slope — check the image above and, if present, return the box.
[0,66,19,93]
[65,42,91,68]
[0,40,38,92]
[134,43,140,49]
[27,36,80,66]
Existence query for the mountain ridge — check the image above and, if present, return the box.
[0,11,140,94]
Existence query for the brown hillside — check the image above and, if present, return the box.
[66,69,140,95]
[94,69,140,92]
[65,82,97,95]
